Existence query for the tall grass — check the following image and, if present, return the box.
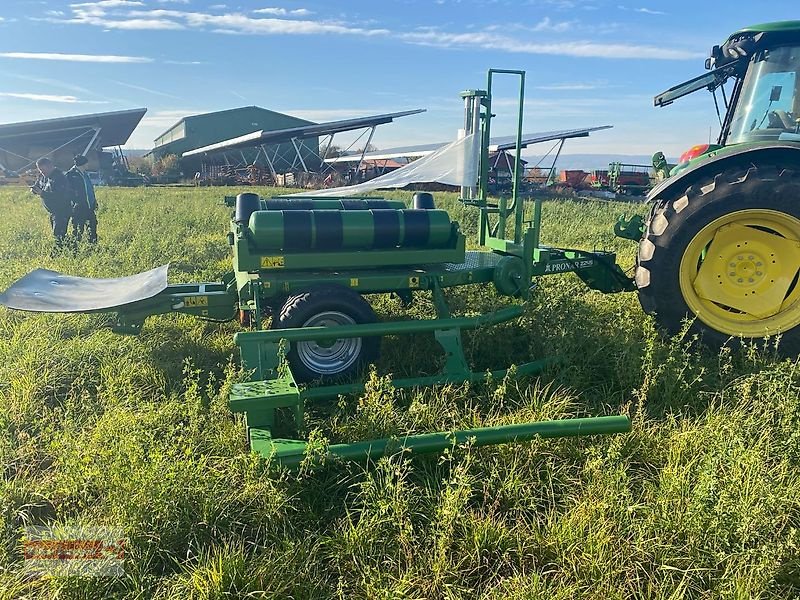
[0,186,798,598]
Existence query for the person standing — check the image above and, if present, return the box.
[31,157,71,253]
[66,155,98,244]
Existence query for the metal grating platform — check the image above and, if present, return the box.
[443,250,503,272]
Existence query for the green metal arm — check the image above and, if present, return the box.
[234,305,524,346]
[113,279,237,333]
[252,414,632,468]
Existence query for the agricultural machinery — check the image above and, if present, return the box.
[617,21,800,354]
[0,70,633,467]
[7,19,800,465]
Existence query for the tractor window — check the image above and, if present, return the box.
[727,46,800,144]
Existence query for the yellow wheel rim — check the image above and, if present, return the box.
[679,209,800,337]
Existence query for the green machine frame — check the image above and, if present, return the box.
[221,69,633,465]
[1,69,634,468]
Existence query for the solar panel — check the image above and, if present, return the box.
[0,108,147,173]
[182,109,425,157]
[0,108,147,146]
[490,126,613,150]
[325,126,614,163]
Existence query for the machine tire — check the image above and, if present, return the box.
[275,286,380,383]
[636,165,800,355]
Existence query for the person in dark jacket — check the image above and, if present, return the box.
[66,155,98,243]
[31,157,72,253]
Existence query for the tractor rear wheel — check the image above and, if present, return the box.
[636,165,800,354]
[274,286,380,383]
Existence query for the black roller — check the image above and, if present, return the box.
[402,210,431,247]
[341,199,398,210]
[263,198,405,211]
[412,192,436,210]
[282,211,313,251]
[248,209,453,251]
[371,210,401,248]
[235,192,261,224]
[314,210,344,249]
[263,199,315,211]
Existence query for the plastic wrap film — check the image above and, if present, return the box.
[0,265,169,312]
[294,133,479,198]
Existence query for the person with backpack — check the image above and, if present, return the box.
[30,157,72,254]
[66,155,98,244]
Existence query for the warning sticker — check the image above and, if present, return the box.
[261,256,285,269]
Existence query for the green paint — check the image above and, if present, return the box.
[254,415,632,468]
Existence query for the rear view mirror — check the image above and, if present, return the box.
[770,86,783,102]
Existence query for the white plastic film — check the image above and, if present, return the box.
[0,265,169,312]
[294,133,479,198]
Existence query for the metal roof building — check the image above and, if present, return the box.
[149,106,320,174]
[0,108,146,178]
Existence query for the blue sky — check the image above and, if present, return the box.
[0,0,798,157]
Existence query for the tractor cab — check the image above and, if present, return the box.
[655,22,800,171]
[726,44,800,144]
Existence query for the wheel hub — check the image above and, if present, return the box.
[296,311,362,375]
[692,222,800,319]
[726,253,764,285]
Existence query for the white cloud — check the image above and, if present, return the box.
[0,92,107,103]
[0,51,152,63]
[61,2,183,29]
[70,0,144,7]
[104,18,185,29]
[399,30,701,60]
[157,0,190,3]
[618,5,667,15]
[127,9,387,36]
[531,17,573,33]
[43,4,699,62]
[253,7,285,14]
[253,7,313,16]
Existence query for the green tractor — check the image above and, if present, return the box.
[636,21,800,353]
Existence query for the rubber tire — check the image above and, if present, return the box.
[274,285,380,383]
[636,165,800,355]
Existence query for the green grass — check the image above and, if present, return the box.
[1,185,799,599]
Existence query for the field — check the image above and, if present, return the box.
[1,185,799,599]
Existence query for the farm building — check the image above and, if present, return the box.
[148,106,321,176]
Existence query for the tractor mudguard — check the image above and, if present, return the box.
[647,143,800,203]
